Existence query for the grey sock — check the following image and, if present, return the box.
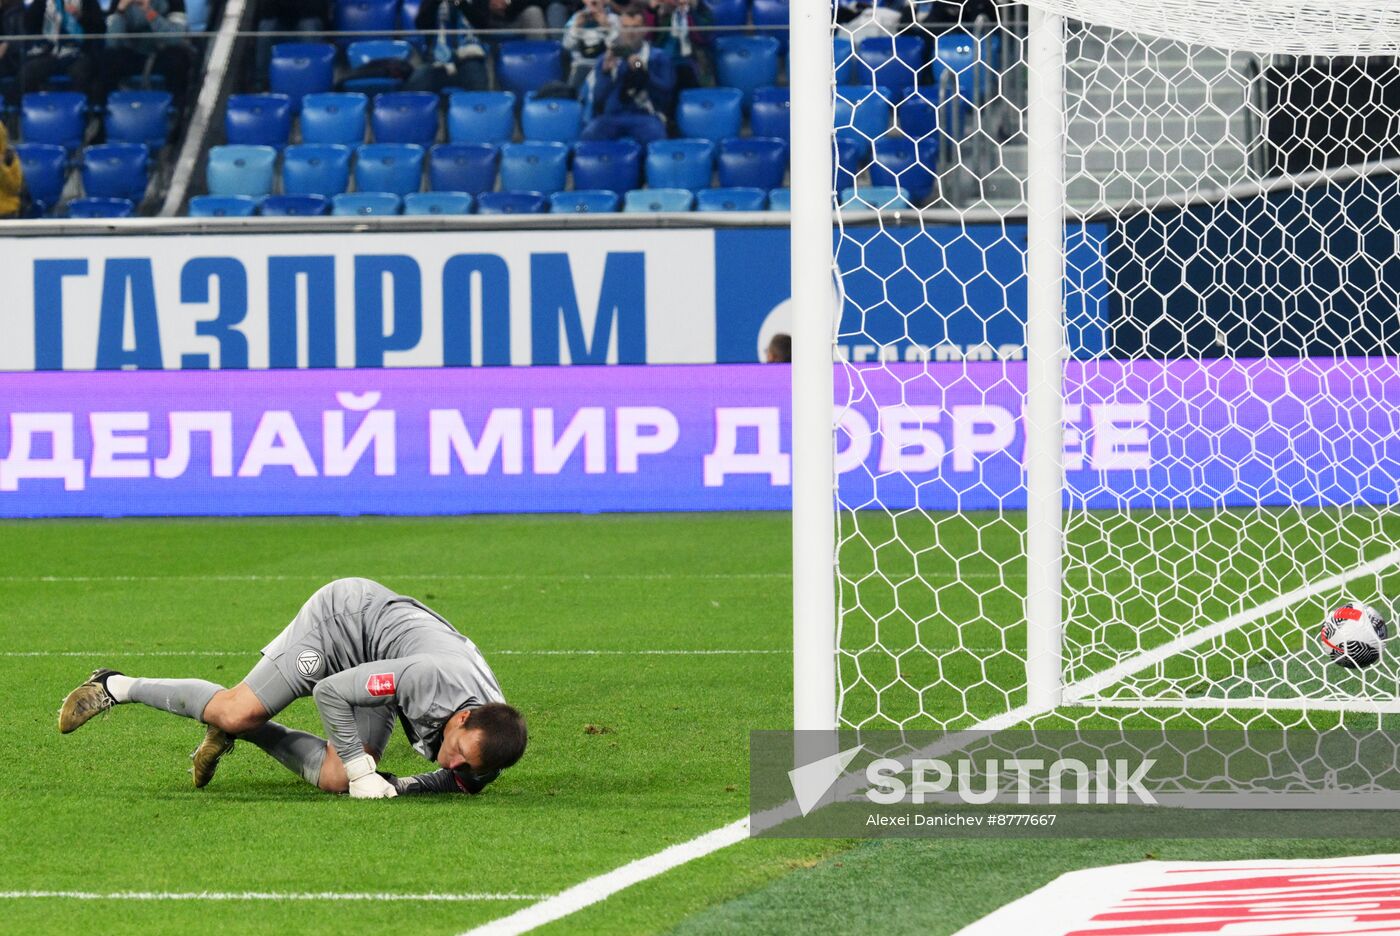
[127,678,222,721]
[240,721,328,787]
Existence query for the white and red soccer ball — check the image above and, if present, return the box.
[1319,602,1388,670]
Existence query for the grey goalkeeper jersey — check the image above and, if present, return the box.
[282,578,506,768]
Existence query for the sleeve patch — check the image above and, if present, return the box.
[366,672,397,697]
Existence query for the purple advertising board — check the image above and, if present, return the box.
[1,359,1397,518]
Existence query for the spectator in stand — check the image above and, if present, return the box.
[646,0,707,91]
[0,122,22,218]
[579,2,674,145]
[561,0,617,87]
[103,0,195,109]
[542,0,574,34]
[456,0,546,38]
[765,333,791,363]
[21,0,106,103]
[253,0,328,91]
[0,0,25,103]
[408,0,489,92]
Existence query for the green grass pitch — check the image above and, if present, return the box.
[4,512,1400,935]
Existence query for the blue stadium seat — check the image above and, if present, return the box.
[750,0,788,52]
[205,144,277,197]
[332,191,402,216]
[344,40,416,93]
[282,143,353,196]
[520,93,582,144]
[571,139,641,195]
[260,194,331,216]
[835,84,893,141]
[839,184,912,210]
[13,143,67,212]
[476,191,548,214]
[623,188,693,212]
[106,91,172,150]
[371,91,439,145]
[21,92,87,152]
[496,41,564,98]
[766,187,789,210]
[835,129,870,192]
[716,136,786,190]
[446,91,516,144]
[713,36,780,104]
[833,35,853,83]
[932,33,990,105]
[399,0,424,48]
[67,197,135,218]
[334,0,398,45]
[225,94,294,147]
[706,0,746,27]
[749,86,788,141]
[188,194,259,217]
[269,43,336,110]
[895,92,937,141]
[82,143,148,201]
[695,186,767,211]
[644,138,713,191]
[499,141,569,195]
[869,135,934,203]
[354,142,425,195]
[428,142,498,194]
[549,189,619,213]
[404,191,473,215]
[676,88,743,144]
[855,35,927,99]
[300,93,369,145]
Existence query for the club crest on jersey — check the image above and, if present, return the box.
[366,673,396,696]
[296,649,323,677]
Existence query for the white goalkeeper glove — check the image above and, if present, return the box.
[343,754,398,799]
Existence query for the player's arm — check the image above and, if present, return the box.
[312,657,429,799]
[379,767,502,796]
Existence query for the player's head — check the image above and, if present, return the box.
[766,333,792,363]
[439,702,528,774]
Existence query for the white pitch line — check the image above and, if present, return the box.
[459,820,751,936]
[0,891,545,902]
[0,649,788,658]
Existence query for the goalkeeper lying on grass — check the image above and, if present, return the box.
[57,578,527,799]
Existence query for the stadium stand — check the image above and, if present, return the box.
[447,91,517,145]
[645,138,714,191]
[869,136,935,202]
[404,191,473,214]
[624,188,693,212]
[428,143,499,195]
[713,36,780,103]
[766,187,789,210]
[332,191,402,215]
[269,43,336,109]
[261,193,331,215]
[716,137,787,189]
[500,141,570,194]
[21,92,87,153]
[14,144,68,213]
[571,139,642,195]
[333,0,399,47]
[676,88,744,145]
[855,35,927,99]
[300,93,369,145]
[226,94,295,148]
[283,144,353,196]
[206,145,278,197]
[354,142,425,195]
[521,94,584,144]
[188,194,259,216]
[496,41,566,98]
[550,189,620,213]
[106,92,174,151]
[476,190,548,214]
[82,144,148,202]
[68,197,136,218]
[695,186,767,211]
[748,87,789,142]
[371,91,439,145]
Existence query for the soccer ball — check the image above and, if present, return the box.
[1319,602,1388,669]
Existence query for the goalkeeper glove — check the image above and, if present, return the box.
[343,754,398,799]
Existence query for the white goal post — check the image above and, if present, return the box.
[791,0,1400,736]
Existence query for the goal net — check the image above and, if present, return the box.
[805,0,1400,735]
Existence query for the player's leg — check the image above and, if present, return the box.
[190,654,299,787]
[311,706,395,793]
[58,668,228,734]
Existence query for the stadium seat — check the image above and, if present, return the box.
[282,143,353,196]
[260,193,331,216]
[706,0,746,27]
[676,88,743,144]
[399,0,424,48]
[334,0,398,45]
[895,92,938,141]
[20,92,87,152]
[833,35,853,83]
[749,86,789,142]
[13,143,67,212]
[404,191,473,214]
[750,0,788,52]
[716,137,787,190]
[623,188,693,212]
[188,194,259,217]
[446,91,516,144]
[839,184,913,210]
[835,84,893,141]
[855,35,927,99]
[549,189,619,213]
[495,41,564,98]
[766,187,789,210]
[520,94,583,144]
[713,36,780,104]
[835,130,870,192]
[106,91,172,150]
[345,40,416,93]
[225,94,294,148]
[644,138,714,191]
[476,191,548,214]
[428,142,498,194]
[81,143,148,201]
[269,43,336,110]
[695,186,767,211]
[932,33,985,104]
[205,144,277,197]
[869,135,934,203]
[354,142,425,196]
[571,139,641,195]
[332,191,402,215]
[371,91,439,145]
[499,141,569,195]
[300,93,369,145]
[67,197,135,218]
